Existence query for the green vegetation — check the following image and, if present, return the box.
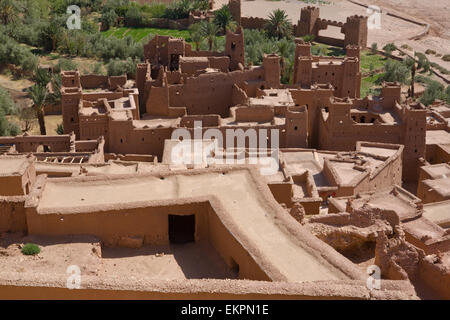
[56,123,64,135]
[360,50,388,73]
[382,43,397,55]
[107,57,137,77]
[102,27,191,43]
[371,43,377,53]
[419,80,450,106]
[361,73,383,98]
[21,243,41,255]
[442,54,450,62]
[0,87,20,136]
[214,4,237,35]
[265,9,292,40]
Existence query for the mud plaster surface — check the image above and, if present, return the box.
[38,170,349,282]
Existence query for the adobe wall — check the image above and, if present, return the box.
[295,7,367,48]
[0,176,28,197]
[0,277,416,300]
[107,121,173,160]
[417,180,450,204]
[418,256,450,299]
[168,68,265,117]
[0,198,27,233]
[0,135,74,153]
[26,197,270,281]
[319,103,425,182]
[241,17,266,30]
[268,183,293,207]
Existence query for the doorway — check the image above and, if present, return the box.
[169,214,195,244]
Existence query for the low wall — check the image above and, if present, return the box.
[0,275,417,300]
[241,17,267,30]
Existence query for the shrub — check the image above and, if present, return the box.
[164,0,192,20]
[425,49,436,55]
[100,10,118,30]
[442,54,450,62]
[21,243,41,255]
[54,59,78,73]
[0,33,38,73]
[371,42,378,53]
[107,58,137,77]
[56,123,64,135]
[0,88,17,115]
[303,34,315,43]
[382,43,397,55]
[400,44,411,50]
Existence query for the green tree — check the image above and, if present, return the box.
[380,60,410,84]
[100,9,118,30]
[0,0,20,25]
[265,9,292,40]
[28,84,48,136]
[200,20,219,52]
[188,23,203,51]
[276,38,294,83]
[420,81,444,106]
[213,4,236,35]
[42,16,65,51]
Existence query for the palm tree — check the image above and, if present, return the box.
[214,4,237,35]
[28,84,48,136]
[276,39,293,84]
[188,23,203,51]
[265,9,292,40]
[200,21,220,52]
[0,0,20,25]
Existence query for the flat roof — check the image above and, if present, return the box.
[37,169,352,282]
[0,156,30,176]
[423,200,450,228]
[426,130,450,146]
[423,177,450,197]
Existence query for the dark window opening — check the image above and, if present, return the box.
[169,54,180,71]
[360,116,366,123]
[324,107,329,113]
[169,214,195,244]
[294,126,298,131]
[231,42,236,50]
[370,118,376,123]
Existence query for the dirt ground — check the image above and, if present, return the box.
[0,233,236,281]
[215,0,450,72]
